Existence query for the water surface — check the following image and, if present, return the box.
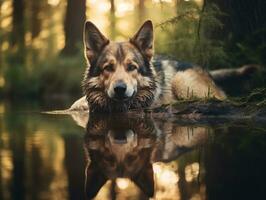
[0,103,266,200]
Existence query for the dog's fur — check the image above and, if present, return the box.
[70,20,257,113]
[83,114,209,199]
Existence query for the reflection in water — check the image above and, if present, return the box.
[83,114,209,199]
[0,108,266,199]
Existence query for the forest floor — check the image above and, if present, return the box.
[148,88,266,123]
[46,88,266,125]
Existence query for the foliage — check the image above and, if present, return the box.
[0,0,265,100]
[3,51,85,99]
[155,1,228,69]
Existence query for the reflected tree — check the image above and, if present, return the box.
[64,135,85,200]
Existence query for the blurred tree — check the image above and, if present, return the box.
[0,0,2,65]
[10,0,25,64]
[138,0,146,22]
[31,0,42,40]
[61,0,86,55]
[211,0,266,65]
[109,0,116,40]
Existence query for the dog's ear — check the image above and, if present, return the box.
[130,20,154,61]
[85,162,107,199]
[84,21,109,64]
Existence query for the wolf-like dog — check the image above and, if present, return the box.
[70,20,256,113]
[83,114,209,199]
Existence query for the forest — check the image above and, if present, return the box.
[0,1,266,200]
[0,0,265,102]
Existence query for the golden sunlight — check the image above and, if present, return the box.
[0,77,5,88]
[152,0,173,3]
[116,178,130,190]
[153,162,180,199]
[116,1,134,17]
[185,162,200,182]
[94,181,112,200]
[48,0,61,6]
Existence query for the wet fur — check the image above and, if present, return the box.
[83,114,209,198]
[82,43,158,112]
[70,20,257,113]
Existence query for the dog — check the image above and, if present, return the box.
[70,20,257,113]
[83,114,209,199]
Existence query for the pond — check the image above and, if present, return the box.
[0,102,266,200]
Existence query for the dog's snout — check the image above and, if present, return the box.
[114,81,127,98]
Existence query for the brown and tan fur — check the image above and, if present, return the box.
[70,20,229,113]
[84,115,157,198]
[83,114,210,199]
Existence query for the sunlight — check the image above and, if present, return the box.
[0,77,5,88]
[94,181,112,200]
[153,162,180,199]
[88,0,111,13]
[116,1,134,17]
[1,17,12,29]
[48,0,61,6]
[191,193,203,200]
[152,0,173,3]
[0,150,13,183]
[185,162,200,182]
[116,178,130,190]
[0,0,12,15]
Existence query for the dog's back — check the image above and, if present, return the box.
[151,57,226,106]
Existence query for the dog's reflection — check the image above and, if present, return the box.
[84,115,157,199]
[74,113,210,199]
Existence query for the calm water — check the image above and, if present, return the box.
[0,103,266,200]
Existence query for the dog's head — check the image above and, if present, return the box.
[84,115,156,198]
[82,20,158,112]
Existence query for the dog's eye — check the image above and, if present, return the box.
[104,64,114,72]
[127,64,137,71]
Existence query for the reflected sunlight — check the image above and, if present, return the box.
[26,131,68,199]
[116,178,130,190]
[94,181,112,200]
[153,162,180,199]
[185,162,200,182]
[48,0,61,7]
[0,77,6,88]
[152,0,173,3]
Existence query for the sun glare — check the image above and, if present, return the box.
[185,162,200,182]
[116,178,130,190]
[48,0,60,6]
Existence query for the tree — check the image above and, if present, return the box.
[61,0,86,55]
[10,0,25,64]
[210,0,266,65]
[109,0,116,40]
[31,0,42,40]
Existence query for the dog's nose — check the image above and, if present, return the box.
[114,82,127,98]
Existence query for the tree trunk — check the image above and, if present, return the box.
[211,0,266,43]
[31,0,42,40]
[11,0,25,64]
[138,0,146,23]
[109,0,116,40]
[61,0,86,56]
[0,0,2,65]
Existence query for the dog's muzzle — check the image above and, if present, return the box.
[114,81,127,99]
[108,81,135,101]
